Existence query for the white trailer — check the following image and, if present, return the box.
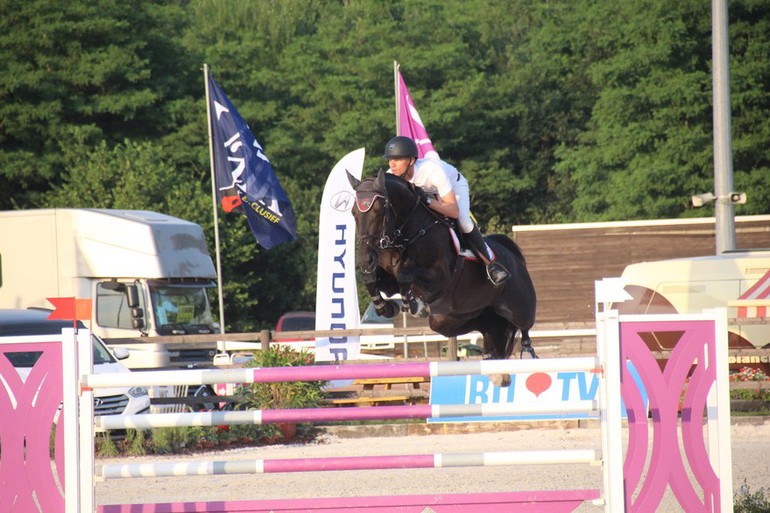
[0,209,218,368]
[617,249,770,370]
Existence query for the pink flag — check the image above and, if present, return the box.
[397,70,439,160]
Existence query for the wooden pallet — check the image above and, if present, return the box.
[322,395,411,407]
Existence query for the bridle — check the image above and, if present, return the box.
[354,179,442,271]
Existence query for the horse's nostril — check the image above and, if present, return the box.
[358,251,378,273]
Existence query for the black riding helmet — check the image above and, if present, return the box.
[383,136,418,159]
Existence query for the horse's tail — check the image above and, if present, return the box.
[487,234,526,264]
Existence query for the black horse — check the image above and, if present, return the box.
[348,169,537,382]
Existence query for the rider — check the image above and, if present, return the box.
[383,135,510,288]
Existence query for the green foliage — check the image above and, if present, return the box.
[236,346,327,410]
[730,388,770,401]
[41,134,199,212]
[150,426,202,454]
[121,429,147,456]
[0,0,196,209]
[2,0,769,330]
[95,432,120,457]
[734,482,770,513]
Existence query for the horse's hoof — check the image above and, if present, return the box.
[489,373,511,388]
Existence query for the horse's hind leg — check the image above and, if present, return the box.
[520,330,538,359]
[483,351,511,388]
[480,322,512,388]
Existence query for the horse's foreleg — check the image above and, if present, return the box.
[363,270,400,318]
[396,267,429,318]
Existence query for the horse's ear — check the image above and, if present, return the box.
[346,170,361,190]
[375,168,387,192]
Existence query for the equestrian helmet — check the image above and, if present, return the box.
[383,136,418,159]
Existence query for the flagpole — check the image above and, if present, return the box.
[394,61,400,135]
[203,63,226,335]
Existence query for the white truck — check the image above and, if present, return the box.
[0,209,219,369]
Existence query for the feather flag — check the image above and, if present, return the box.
[207,73,297,249]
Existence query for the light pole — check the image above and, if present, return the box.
[712,0,736,254]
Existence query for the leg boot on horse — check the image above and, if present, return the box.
[404,289,429,317]
[465,225,510,287]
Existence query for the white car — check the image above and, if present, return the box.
[0,308,151,419]
[360,295,483,355]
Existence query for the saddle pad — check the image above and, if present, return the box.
[448,227,495,261]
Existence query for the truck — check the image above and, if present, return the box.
[614,249,770,372]
[0,209,219,369]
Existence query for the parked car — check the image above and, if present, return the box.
[273,311,317,351]
[0,308,151,418]
[359,295,483,354]
[275,311,316,333]
[275,299,482,356]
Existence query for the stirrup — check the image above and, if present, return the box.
[486,262,510,287]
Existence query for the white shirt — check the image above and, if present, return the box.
[409,158,459,198]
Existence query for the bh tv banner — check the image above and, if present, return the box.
[429,364,646,423]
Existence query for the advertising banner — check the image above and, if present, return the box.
[314,149,364,362]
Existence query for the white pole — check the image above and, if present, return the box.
[61,328,80,513]
[597,309,624,512]
[78,329,95,513]
[394,61,400,134]
[708,308,734,512]
[204,63,226,334]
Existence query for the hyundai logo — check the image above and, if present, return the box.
[94,398,104,407]
[330,190,355,212]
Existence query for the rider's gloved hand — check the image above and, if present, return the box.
[414,186,431,205]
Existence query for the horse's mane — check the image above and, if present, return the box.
[383,172,416,197]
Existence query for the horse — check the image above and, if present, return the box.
[348,169,537,385]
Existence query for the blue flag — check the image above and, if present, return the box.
[207,74,297,249]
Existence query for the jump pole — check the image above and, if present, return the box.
[83,357,600,388]
[96,401,598,430]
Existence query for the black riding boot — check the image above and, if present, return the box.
[464,226,510,287]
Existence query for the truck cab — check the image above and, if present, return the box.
[94,278,219,367]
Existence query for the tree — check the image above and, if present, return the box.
[0,0,196,209]
[553,0,769,220]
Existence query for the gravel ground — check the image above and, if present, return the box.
[96,419,770,512]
